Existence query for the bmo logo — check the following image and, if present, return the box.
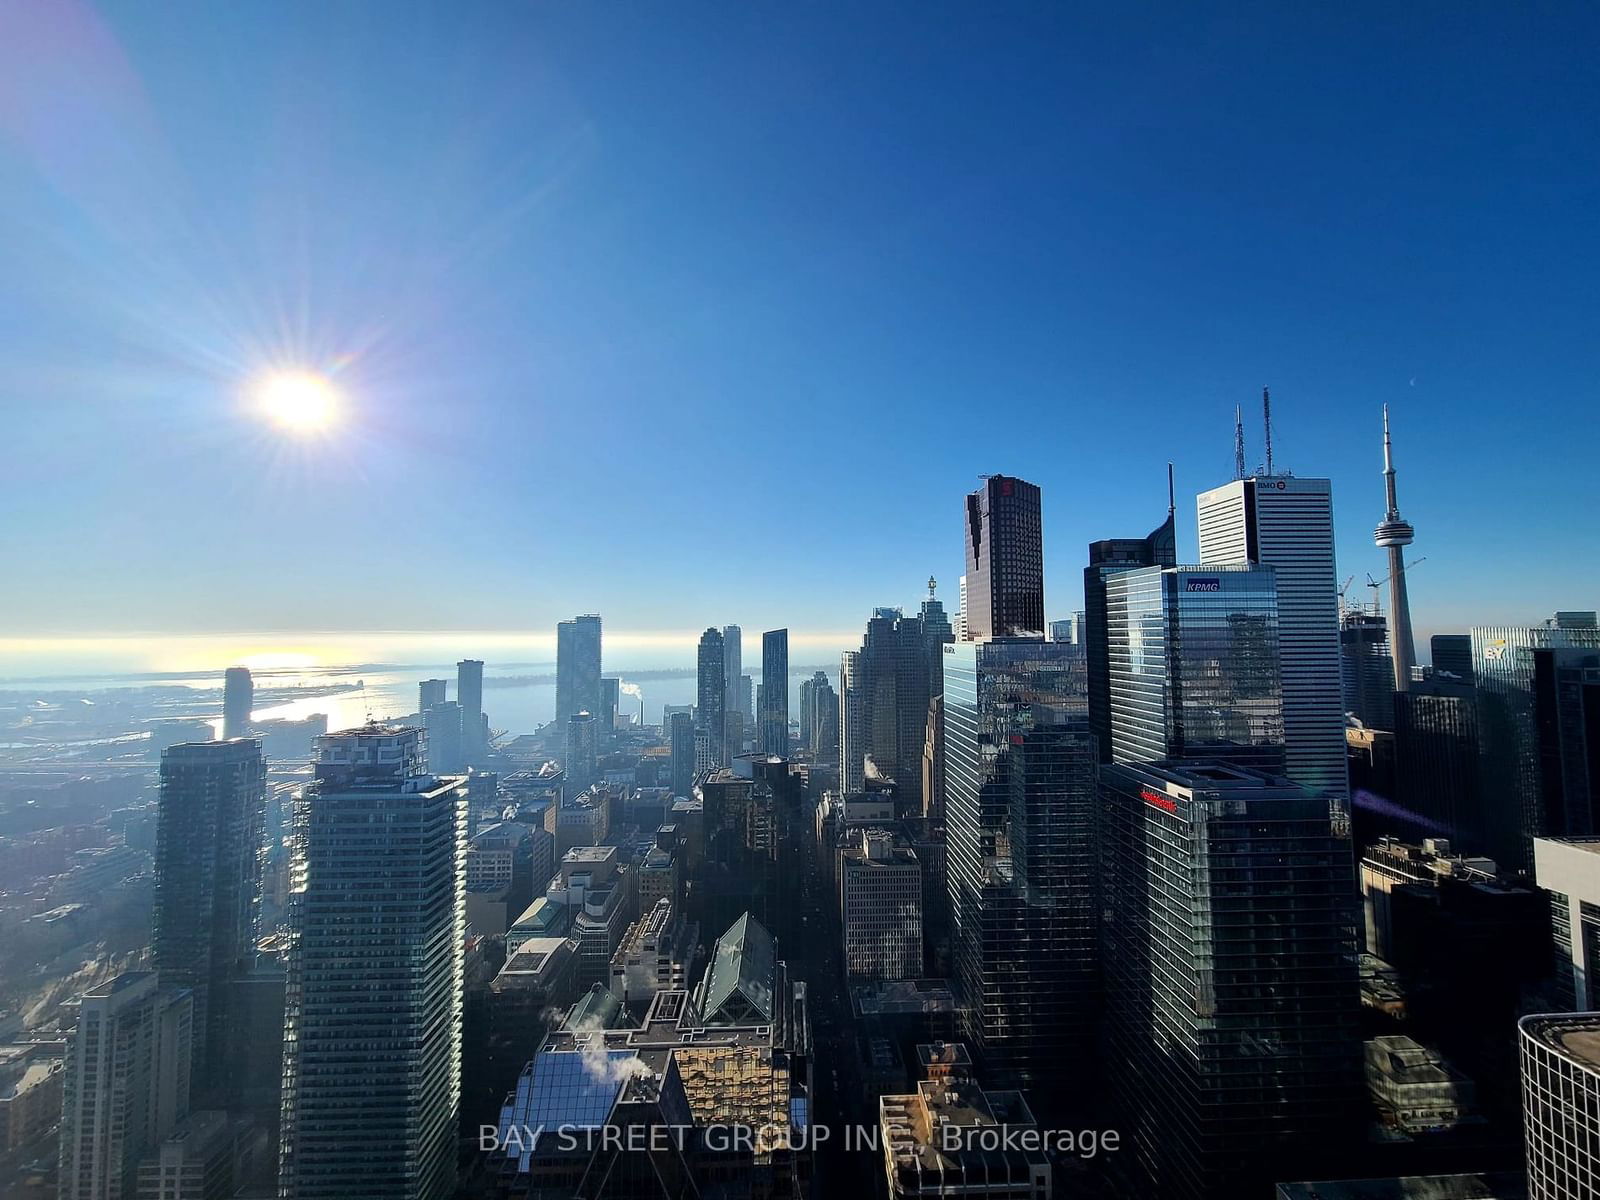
[1185,578,1222,592]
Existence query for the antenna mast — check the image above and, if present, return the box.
[1262,386,1274,476]
[1233,406,1246,480]
[1166,462,1175,517]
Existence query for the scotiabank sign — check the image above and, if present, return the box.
[1140,787,1177,814]
[1184,577,1221,592]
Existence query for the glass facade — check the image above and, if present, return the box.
[943,639,1096,1101]
[1104,565,1285,774]
[963,476,1045,640]
[1100,761,1361,1199]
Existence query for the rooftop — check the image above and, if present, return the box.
[1521,1013,1600,1074]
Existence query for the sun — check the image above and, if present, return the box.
[253,370,341,433]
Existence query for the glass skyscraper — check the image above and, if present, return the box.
[1104,564,1285,774]
[153,738,267,1098]
[1084,505,1177,763]
[1197,475,1348,801]
[696,628,727,768]
[278,727,466,1200]
[1340,610,1395,730]
[555,615,603,727]
[760,628,788,756]
[962,475,1044,640]
[1100,761,1361,1199]
[942,639,1096,1101]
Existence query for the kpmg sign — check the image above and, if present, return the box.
[1184,577,1222,592]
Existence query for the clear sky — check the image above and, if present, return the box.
[2,1,1596,650]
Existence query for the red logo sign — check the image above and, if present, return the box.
[1140,788,1177,814]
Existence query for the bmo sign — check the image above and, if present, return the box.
[1184,577,1222,592]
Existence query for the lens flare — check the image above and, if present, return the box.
[253,370,340,433]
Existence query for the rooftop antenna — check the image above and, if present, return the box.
[1262,386,1274,476]
[1166,462,1175,518]
[927,575,938,599]
[1233,405,1246,480]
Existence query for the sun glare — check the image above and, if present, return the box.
[253,370,340,433]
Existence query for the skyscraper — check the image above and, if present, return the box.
[760,628,788,756]
[153,739,267,1097]
[1393,677,1482,846]
[422,699,464,774]
[962,475,1044,640]
[59,972,193,1200]
[943,640,1096,1098]
[418,678,447,713]
[599,676,620,732]
[222,666,253,741]
[696,628,727,768]
[1431,633,1474,682]
[555,615,603,727]
[919,576,955,694]
[565,711,597,792]
[1374,405,1418,692]
[1521,1013,1600,1200]
[1340,610,1395,729]
[841,607,933,810]
[1197,474,1347,800]
[1084,493,1177,762]
[278,727,466,1200]
[839,650,865,791]
[1100,761,1361,1198]
[1103,564,1285,773]
[1473,617,1600,872]
[668,710,695,797]
[722,625,743,719]
[456,659,484,762]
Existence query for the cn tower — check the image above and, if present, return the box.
[1374,405,1417,691]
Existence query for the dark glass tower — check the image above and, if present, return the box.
[1340,611,1395,730]
[1100,761,1362,1199]
[1393,677,1482,846]
[1431,633,1475,682]
[962,475,1044,640]
[760,628,789,756]
[842,607,932,810]
[1084,503,1178,762]
[153,738,267,1096]
[222,665,253,740]
[1104,564,1285,773]
[669,710,695,796]
[555,615,603,727]
[943,640,1095,1103]
[696,628,727,768]
[456,659,484,762]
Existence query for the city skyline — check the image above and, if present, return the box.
[2,4,1598,639]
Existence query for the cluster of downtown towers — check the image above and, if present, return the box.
[85,455,1463,1200]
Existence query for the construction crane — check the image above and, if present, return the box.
[1365,557,1427,617]
[1336,575,1356,617]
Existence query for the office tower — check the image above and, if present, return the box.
[456,658,484,762]
[1531,838,1600,1010]
[565,711,597,792]
[760,628,789,755]
[739,674,754,726]
[1104,564,1285,772]
[1374,406,1419,692]
[1198,474,1348,800]
[722,625,743,718]
[921,695,945,822]
[1100,762,1361,1199]
[944,640,1096,1097]
[1340,610,1395,729]
[1521,1013,1600,1200]
[1393,678,1482,846]
[962,474,1044,640]
[1473,617,1600,872]
[555,614,603,726]
[840,651,865,790]
[599,677,619,732]
[919,576,955,694]
[955,574,968,641]
[669,714,695,798]
[222,667,252,740]
[840,607,934,811]
[278,727,466,1200]
[696,628,727,768]
[798,671,821,746]
[153,739,267,1096]
[422,699,464,774]
[59,972,193,1200]
[418,678,447,713]
[1049,619,1073,643]
[1431,634,1474,682]
[840,828,922,979]
[1084,491,1178,762]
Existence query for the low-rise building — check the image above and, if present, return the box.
[1364,1035,1479,1136]
[609,898,698,1019]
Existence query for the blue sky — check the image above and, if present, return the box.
[1,1,1596,649]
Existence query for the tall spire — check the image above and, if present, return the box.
[1262,386,1274,476]
[1167,461,1175,518]
[1233,405,1246,480]
[1374,404,1417,692]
